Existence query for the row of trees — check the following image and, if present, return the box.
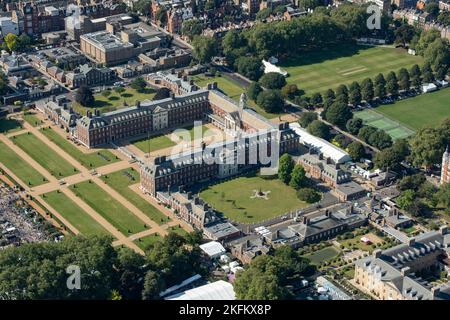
[0,232,205,300]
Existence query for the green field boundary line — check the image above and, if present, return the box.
[367,108,417,134]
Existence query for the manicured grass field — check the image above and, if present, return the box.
[100,168,170,225]
[191,74,282,119]
[40,127,119,169]
[11,133,78,178]
[22,112,42,127]
[73,87,156,116]
[303,246,341,265]
[134,233,161,250]
[43,190,111,237]
[199,174,309,223]
[375,88,450,130]
[132,134,176,153]
[168,225,188,237]
[281,44,422,95]
[70,180,147,235]
[132,124,213,153]
[354,109,415,140]
[0,118,23,134]
[0,141,47,187]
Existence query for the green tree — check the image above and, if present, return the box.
[299,111,318,128]
[296,188,321,203]
[397,68,410,91]
[311,92,323,106]
[155,7,167,26]
[358,126,377,142]
[289,165,307,189]
[335,84,349,104]
[325,102,353,128]
[394,24,416,47]
[347,141,365,161]
[192,36,217,64]
[75,86,94,107]
[142,271,165,300]
[348,81,361,106]
[386,71,399,96]
[346,118,363,135]
[247,82,263,101]
[256,90,284,113]
[130,77,147,92]
[307,120,330,140]
[396,189,416,210]
[368,130,392,150]
[278,153,294,184]
[236,56,263,81]
[361,78,374,102]
[4,33,19,52]
[422,62,435,83]
[374,73,386,99]
[181,19,203,40]
[281,84,299,99]
[259,72,287,89]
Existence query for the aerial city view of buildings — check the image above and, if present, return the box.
[0,0,450,303]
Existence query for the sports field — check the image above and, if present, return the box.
[375,88,450,130]
[354,109,415,140]
[43,190,111,237]
[199,174,309,223]
[281,45,422,95]
[0,141,47,186]
[40,127,119,169]
[11,133,79,177]
[100,168,170,224]
[192,74,282,119]
[303,246,341,265]
[70,180,148,235]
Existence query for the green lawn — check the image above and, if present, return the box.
[11,133,78,178]
[168,225,188,237]
[40,127,119,169]
[132,134,176,153]
[70,180,148,235]
[0,141,47,187]
[134,233,161,250]
[73,87,156,116]
[199,174,309,223]
[281,44,422,95]
[0,118,23,134]
[303,246,341,265]
[133,124,214,154]
[43,190,111,237]
[375,88,450,130]
[100,168,170,225]
[191,74,282,119]
[22,113,42,127]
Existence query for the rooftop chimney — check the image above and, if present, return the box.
[440,225,448,235]
[373,249,382,258]
[325,210,332,218]
[431,287,441,298]
[302,216,309,225]
[401,266,411,276]
[408,238,416,247]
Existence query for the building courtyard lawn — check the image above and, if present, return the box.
[191,74,283,119]
[43,190,111,237]
[100,168,170,225]
[375,88,450,130]
[73,87,156,116]
[132,124,213,154]
[40,127,119,169]
[199,174,309,224]
[70,180,148,235]
[303,246,341,265]
[281,44,422,95]
[11,133,78,178]
[0,141,47,187]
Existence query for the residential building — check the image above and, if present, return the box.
[264,203,368,247]
[297,151,352,188]
[0,17,19,37]
[354,228,450,300]
[147,70,199,95]
[230,236,271,264]
[65,64,115,89]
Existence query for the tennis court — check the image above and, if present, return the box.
[355,109,415,140]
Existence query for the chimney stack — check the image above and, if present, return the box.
[408,238,415,247]
[373,249,382,258]
[431,287,441,298]
[401,266,411,276]
[440,225,448,235]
